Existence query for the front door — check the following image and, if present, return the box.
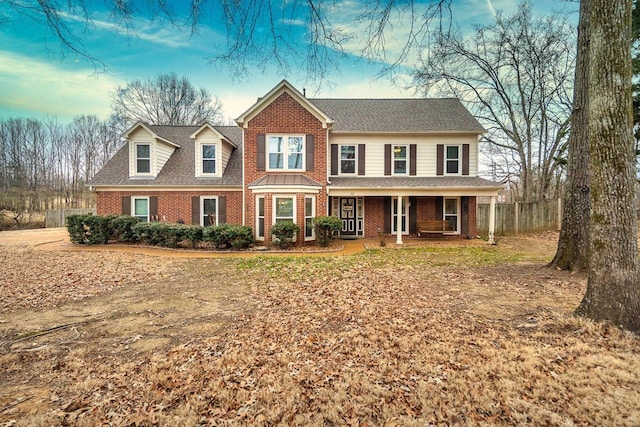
[340,198,357,235]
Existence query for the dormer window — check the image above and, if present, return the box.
[202,144,216,174]
[268,135,304,170]
[136,144,151,174]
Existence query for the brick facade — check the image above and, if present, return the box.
[243,92,328,245]
[96,190,243,225]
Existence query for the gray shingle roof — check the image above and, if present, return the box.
[88,125,243,187]
[329,176,502,189]
[309,98,485,133]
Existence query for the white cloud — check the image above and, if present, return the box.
[0,50,119,121]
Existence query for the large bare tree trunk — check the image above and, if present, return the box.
[550,0,590,271]
[577,0,640,332]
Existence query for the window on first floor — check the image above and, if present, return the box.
[201,196,217,226]
[444,197,459,232]
[132,197,149,222]
[256,196,265,240]
[305,196,315,240]
[274,196,295,223]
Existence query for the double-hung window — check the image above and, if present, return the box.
[305,196,315,240]
[132,197,149,222]
[268,135,304,170]
[444,197,459,232]
[201,196,217,226]
[202,145,216,174]
[445,145,460,174]
[136,144,151,174]
[340,145,356,174]
[256,196,265,240]
[393,145,408,174]
[274,196,295,224]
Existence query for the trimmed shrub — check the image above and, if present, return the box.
[271,221,299,249]
[109,215,141,243]
[203,224,254,250]
[66,214,89,244]
[314,215,342,247]
[184,225,204,248]
[66,213,112,245]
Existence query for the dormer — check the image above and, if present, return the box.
[125,122,180,179]
[190,123,238,178]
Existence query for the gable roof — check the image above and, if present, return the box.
[309,98,485,133]
[88,125,243,188]
[124,122,182,147]
[235,80,334,129]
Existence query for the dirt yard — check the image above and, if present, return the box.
[0,229,639,425]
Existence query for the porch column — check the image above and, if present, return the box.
[488,195,496,245]
[396,195,404,245]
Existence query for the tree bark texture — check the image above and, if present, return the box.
[578,0,640,332]
[550,0,591,272]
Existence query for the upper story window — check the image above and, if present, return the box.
[135,144,151,174]
[202,144,216,174]
[393,145,408,174]
[269,135,304,170]
[340,145,356,174]
[446,145,460,174]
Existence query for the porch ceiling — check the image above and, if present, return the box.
[328,176,502,197]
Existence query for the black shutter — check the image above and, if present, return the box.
[409,196,417,234]
[384,144,392,176]
[410,144,417,176]
[122,196,131,216]
[191,196,200,225]
[331,144,339,175]
[462,144,470,175]
[461,196,469,237]
[358,144,366,175]
[306,134,314,171]
[435,196,443,220]
[383,197,391,233]
[257,134,266,171]
[218,196,227,224]
[436,144,444,176]
[149,196,158,217]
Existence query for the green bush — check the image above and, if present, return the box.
[203,224,254,250]
[109,215,141,243]
[133,222,190,248]
[66,214,88,244]
[271,221,300,249]
[66,213,112,245]
[314,215,342,247]
[184,225,204,248]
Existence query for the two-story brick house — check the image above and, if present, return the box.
[89,80,501,245]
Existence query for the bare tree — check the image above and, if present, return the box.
[414,2,575,202]
[577,0,640,332]
[110,73,223,132]
[1,1,452,83]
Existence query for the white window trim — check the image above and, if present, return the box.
[131,196,150,222]
[392,145,409,175]
[443,197,461,234]
[272,194,297,224]
[391,197,409,235]
[304,196,316,241]
[134,142,153,176]
[256,195,265,241]
[195,142,221,177]
[339,144,357,175]
[201,144,217,176]
[200,196,218,226]
[444,144,462,176]
[267,134,306,171]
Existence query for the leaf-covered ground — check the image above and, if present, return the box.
[1,232,639,426]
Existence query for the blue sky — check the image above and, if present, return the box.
[0,0,578,124]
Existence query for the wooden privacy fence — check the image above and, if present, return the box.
[477,199,562,236]
[45,208,96,228]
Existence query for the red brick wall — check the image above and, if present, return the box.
[364,197,385,238]
[244,91,328,245]
[467,196,477,237]
[96,190,243,225]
